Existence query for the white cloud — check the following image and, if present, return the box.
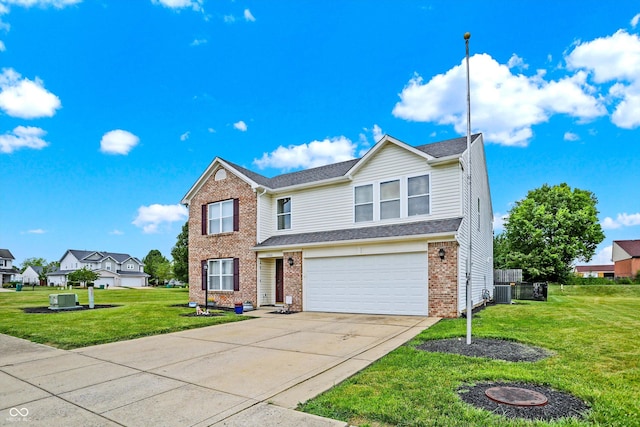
[180,131,190,141]
[233,120,247,131]
[109,229,124,235]
[100,129,139,155]
[132,203,188,234]
[207,127,216,133]
[493,212,508,233]
[27,228,45,234]
[581,245,613,265]
[223,14,235,23]
[372,124,383,143]
[0,68,61,118]
[631,13,640,28]
[190,38,207,46]
[2,0,81,9]
[392,54,606,147]
[0,126,49,153]
[244,8,255,22]
[253,136,357,171]
[0,41,5,52]
[566,30,640,129]
[601,212,640,230]
[563,132,579,141]
[507,54,528,69]
[151,0,202,11]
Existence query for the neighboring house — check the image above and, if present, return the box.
[574,265,614,279]
[182,133,493,318]
[21,265,44,285]
[612,240,640,278]
[47,250,149,287]
[0,249,20,284]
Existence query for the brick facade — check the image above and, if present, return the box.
[282,251,303,312]
[188,167,258,308]
[428,241,459,318]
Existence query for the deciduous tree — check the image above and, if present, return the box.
[499,183,605,283]
[171,221,189,283]
[143,249,169,285]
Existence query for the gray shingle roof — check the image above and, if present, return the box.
[255,217,463,249]
[225,133,480,190]
[67,250,141,264]
[0,249,15,259]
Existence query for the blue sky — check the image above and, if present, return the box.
[1,0,639,267]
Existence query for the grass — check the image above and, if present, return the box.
[300,285,640,427]
[0,287,248,349]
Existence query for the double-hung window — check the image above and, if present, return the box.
[277,197,291,230]
[354,185,373,222]
[408,175,430,216]
[208,200,234,234]
[208,259,234,291]
[380,179,400,220]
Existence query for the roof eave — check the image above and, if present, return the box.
[252,231,458,252]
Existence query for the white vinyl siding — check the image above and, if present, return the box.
[264,141,462,235]
[456,135,494,314]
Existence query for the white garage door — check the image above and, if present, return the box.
[304,253,428,316]
[121,277,144,287]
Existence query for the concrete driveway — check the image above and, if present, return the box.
[0,310,438,426]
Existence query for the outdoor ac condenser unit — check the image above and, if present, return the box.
[494,285,512,304]
[49,293,78,310]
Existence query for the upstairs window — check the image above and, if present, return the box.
[354,184,373,222]
[202,199,239,235]
[408,175,430,216]
[106,262,112,271]
[380,180,400,220]
[127,264,134,270]
[277,197,291,230]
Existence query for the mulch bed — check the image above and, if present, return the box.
[416,338,552,362]
[23,305,120,313]
[416,338,589,421]
[458,381,590,422]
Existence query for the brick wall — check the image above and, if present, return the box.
[428,241,459,318]
[188,167,258,308]
[282,251,303,312]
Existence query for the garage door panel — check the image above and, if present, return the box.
[304,253,428,316]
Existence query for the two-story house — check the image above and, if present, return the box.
[182,134,493,318]
[47,250,149,287]
[0,249,21,284]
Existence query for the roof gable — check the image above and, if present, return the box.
[614,240,640,258]
[182,133,482,201]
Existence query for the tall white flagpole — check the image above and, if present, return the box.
[464,32,473,345]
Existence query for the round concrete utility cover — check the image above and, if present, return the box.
[485,386,548,407]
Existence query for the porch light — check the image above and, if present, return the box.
[438,248,446,261]
[287,257,294,266]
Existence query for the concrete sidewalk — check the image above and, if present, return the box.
[0,310,438,426]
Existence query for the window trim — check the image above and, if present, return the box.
[203,199,239,235]
[354,184,374,223]
[353,173,431,223]
[407,173,431,217]
[276,196,292,230]
[203,258,239,292]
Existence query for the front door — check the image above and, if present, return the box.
[275,258,284,303]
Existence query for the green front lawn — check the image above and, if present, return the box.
[301,285,640,427]
[0,287,247,349]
